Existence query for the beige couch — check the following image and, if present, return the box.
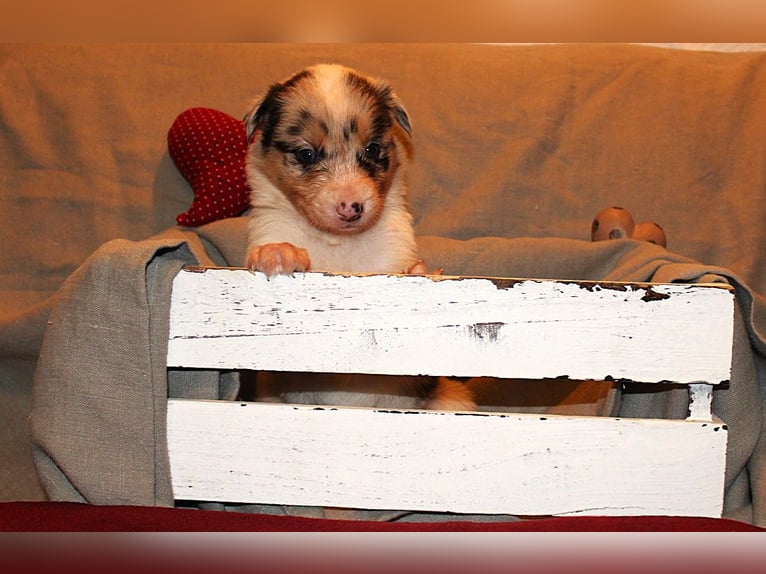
[2,43,766,525]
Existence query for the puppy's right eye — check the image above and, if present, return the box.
[295,148,317,167]
[364,142,382,159]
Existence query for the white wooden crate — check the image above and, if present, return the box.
[166,267,733,517]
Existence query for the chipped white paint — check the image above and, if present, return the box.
[165,267,732,517]
[167,399,728,517]
[167,268,734,384]
[687,383,715,421]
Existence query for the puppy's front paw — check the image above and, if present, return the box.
[247,242,311,277]
[405,259,443,276]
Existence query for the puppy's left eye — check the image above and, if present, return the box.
[295,148,318,167]
[364,142,382,160]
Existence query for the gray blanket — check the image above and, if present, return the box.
[22,218,766,525]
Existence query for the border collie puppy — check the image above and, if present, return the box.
[243,64,474,411]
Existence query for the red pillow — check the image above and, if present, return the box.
[168,107,251,227]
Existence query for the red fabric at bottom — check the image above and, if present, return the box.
[0,501,760,532]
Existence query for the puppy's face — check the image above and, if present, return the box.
[245,64,412,235]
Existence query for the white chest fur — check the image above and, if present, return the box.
[247,171,417,274]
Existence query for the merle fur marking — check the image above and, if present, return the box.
[248,68,314,149]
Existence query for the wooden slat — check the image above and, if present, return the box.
[167,399,727,517]
[167,267,734,384]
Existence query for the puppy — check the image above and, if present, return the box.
[242,63,474,411]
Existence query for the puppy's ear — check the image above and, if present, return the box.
[393,101,412,137]
[244,78,293,146]
[243,97,267,142]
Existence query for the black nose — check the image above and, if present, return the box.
[344,202,362,214]
[338,201,363,222]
